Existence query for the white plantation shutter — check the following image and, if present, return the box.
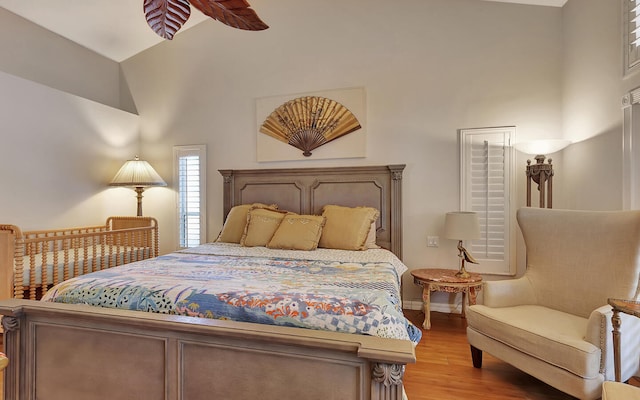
[625,0,640,75]
[460,127,515,275]
[174,145,206,248]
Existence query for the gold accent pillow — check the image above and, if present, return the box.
[217,203,278,243]
[318,205,380,251]
[241,208,287,247]
[268,214,326,251]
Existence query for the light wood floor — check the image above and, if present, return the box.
[404,309,640,400]
[0,311,637,399]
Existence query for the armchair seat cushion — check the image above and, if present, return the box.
[467,304,600,379]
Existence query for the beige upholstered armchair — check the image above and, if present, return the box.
[467,208,640,400]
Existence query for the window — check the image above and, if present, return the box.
[460,127,516,276]
[625,0,640,75]
[174,145,206,248]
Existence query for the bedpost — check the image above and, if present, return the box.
[2,314,20,400]
[219,169,234,220]
[388,165,404,261]
[0,225,21,301]
[0,227,13,301]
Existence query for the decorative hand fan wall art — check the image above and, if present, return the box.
[260,96,362,157]
[143,0,268,40]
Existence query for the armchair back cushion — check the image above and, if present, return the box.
[518,208,640,318]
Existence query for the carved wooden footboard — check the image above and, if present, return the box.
[0,299,415,400]
[0,217,158,301]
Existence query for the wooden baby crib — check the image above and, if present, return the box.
[0,216,158,301]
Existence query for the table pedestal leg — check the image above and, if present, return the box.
[612,309,622,382]
[461,290,468,319]
[468,287,479,306]
[421,287,431,330]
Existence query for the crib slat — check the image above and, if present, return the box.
[74,240,80,278]
[52,243,59,287]
[29,244,37,300]
[100,239,106,271]
[63,238,70,282]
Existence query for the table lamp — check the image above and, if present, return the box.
[110,156,167,216]
[444,211,481,278]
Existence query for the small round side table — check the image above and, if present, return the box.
[411,268,483,330]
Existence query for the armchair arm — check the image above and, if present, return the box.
[482,277,537,308]
[586,305,640,380]
[0,351,7,371]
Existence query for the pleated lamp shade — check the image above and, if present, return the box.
[110,156,166,216]
[110,156,167,188]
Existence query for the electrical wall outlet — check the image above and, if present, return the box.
[427,236,439,247]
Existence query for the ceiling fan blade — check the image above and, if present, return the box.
[144,0,191,40]
[189,0,268,31]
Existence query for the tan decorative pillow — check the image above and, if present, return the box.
[217,203,278,243]
[241,208,287,247]
[268,214,326,251]
[318,205,380,250]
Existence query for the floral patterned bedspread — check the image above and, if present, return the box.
[42,243,422,344]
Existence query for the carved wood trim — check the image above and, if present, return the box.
[372,362,404,386]
[1,316,18,332]
[2,315,20,400]
[388,165,404,260]
[371,363,404,400]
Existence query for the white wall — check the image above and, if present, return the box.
[0,8,148,231]
[0,8,129,112]
[560,0,631,211]
[121,0,564,303]
[0,70,140,229]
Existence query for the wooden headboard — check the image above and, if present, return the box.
[218,165,405,259]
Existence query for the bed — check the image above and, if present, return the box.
[0,164,417,400]
[0,216,158,301]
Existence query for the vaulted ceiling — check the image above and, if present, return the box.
[0,0,567,63]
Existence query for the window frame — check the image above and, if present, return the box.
[173,144,207,248]
[459,127,516,276]
[624,0,640,76]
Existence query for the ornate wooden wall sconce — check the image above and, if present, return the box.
[526,155,554,208]
[517,139,571,209]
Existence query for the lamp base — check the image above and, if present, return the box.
[134,187,144,217]
[455,266,471,279]
[454,240,479,279]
